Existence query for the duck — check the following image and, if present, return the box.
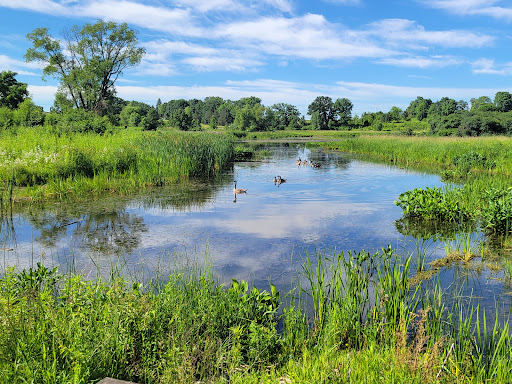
[233,180,247,194]
[277,175,286,184]
[301,159,308,166]
[273,176,278,184]
[312,162,321,168]
[296,158,302,166]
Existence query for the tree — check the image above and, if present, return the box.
[333,98,353,126]
[388,106,403,122]
[470,96,492,112]
[0,71,29,109]
[405,97,432,120]
[25,19,145,115]
[202,96,223,124]
[308,96,333,129]
[494,91,512,112]
[170,108,192,131]
[270,103,301,130]
[142,108,159,131]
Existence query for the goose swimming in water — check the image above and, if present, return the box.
[233,180,247,194]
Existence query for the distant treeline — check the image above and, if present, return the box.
[3,70,512,136]
[356,92,512,136]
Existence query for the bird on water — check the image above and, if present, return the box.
[233,180,247,194]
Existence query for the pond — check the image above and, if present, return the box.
[1,143,512,315]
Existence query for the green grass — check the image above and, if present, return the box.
[314,135,512,174]
[2,247,512,383]
[0,126,235,202]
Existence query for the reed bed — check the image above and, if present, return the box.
[0,127,234,201]
[318,135,512,174]
[1,247,511,383]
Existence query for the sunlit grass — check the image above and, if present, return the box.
[2,247,512,383]
[0,126,235,202]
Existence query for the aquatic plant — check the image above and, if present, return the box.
[395,186,470,222]
[480,187,512,236]
[443,232,481,262]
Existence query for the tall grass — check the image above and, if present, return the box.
[0,127,235,201]
[3,246,511,383]
[317,135,512,175]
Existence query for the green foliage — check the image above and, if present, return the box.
[13,99,45,127]
[0,106,14,129]
[395,187,469,222]
[170,108,192,131]
[0,127,233,195]
[142,108,159,131]
[25,19,145,115]
[53,108,112,134]
[494,91,512,112]
[0,71,28,109]
[480,187,512,235]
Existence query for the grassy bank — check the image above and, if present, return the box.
[0,127,234,202]
[1,248,511,383]
[314,135,512,175]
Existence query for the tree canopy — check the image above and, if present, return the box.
[25,19,145,115]
[0,71,29,109]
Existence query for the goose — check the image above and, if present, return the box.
[233,180,247,194]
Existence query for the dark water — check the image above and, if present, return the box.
[1,143,512,314]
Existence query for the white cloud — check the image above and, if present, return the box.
[0,0,204,37]
[0,0,68,14]
[472,58,512,75]
[174,0,239,13]
[182,56,263,72]
[366,19,494,48]
[77,1,204,36]
[421,0,512,21]
[142,40,263,73]
[378,55,463,69]
[0,55,41,75]
[322,0,360,4]
[216,14,394,60]
[26,84,59,105]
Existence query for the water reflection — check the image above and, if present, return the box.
[0,144,510,320]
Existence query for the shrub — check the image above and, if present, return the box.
[56,109,111,134]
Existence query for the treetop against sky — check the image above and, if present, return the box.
[0,0,511,115]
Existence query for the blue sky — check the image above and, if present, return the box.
[1,0,512,115]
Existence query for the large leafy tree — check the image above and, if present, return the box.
[25,19,145,115]
[333,97,353,126]
[308,96,333,129]
[494,91,512,112]
[0,71,29,109]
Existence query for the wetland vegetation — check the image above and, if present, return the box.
[3,29,512,381]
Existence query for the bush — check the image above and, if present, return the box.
[0,106,14,129]
[56,109,112,134]
[13,99,45,127]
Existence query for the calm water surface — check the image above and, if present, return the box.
[2,143,511,313]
